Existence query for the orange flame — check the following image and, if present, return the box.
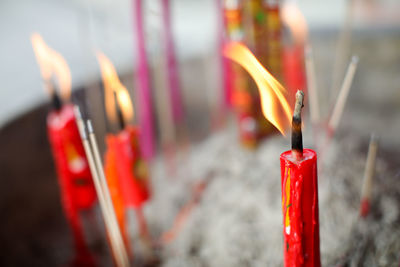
[223,42,292,135]
[31,33,71,101]
[282,2,308,45]
[96,51,134,124]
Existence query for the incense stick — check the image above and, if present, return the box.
[360,134,378,217]
[304,46,319,125]
[328,55,359,134]
[133,0,155,160]
[74,107,129,267]
[330,0,354,101]
[153,31,176,150]
[75,110,128,267]
[86,120,130,267]
[160,173,213,245]
[161,0,184,124]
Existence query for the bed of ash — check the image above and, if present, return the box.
[137,125,400,267]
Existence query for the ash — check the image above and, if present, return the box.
[144,127,399,266]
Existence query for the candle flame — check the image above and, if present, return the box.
[282,2,308,45]
[223,42,292,135]
[31,33,71,101]
[96,51,134,124]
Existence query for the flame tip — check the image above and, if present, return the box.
[224,42,293,136]
[97,51,134,124]
[31,33,71,102]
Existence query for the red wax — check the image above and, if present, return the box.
[47,104,96,264]
[108,126,150,208]
[280,149,321,267]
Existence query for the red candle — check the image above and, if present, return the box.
[110,126,150,208]
[103,126,151,260]
[97,52,151,210]
[280,149,320,266]
[104,135,128,246]
[223,41,316,267]
[280,91,320,267]
[32,34,96,265]
[97,52,152,258]
[47,104,97,265]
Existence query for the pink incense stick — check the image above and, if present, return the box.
[133,0,155,159]
[218,0,233,109]
[161,0,184,124]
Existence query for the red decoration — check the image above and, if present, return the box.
[47,104,97,265]
[222,1,244,108]
[280,149,321,267]
[265,3,282,80]
[232,0,279,147]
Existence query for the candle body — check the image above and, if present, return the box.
[280,149,321,267]
[104,136,127,241]
[109,126,150,208]
[47,104,96,263]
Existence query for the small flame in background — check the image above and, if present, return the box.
[31,33,71,101]
[281,2,308,45]
[223,42,292,135]
[96,51,134,124]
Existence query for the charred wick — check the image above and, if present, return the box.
[46,79,62,111]
[291,90,304,156]
[114,91,125,130]
[291,118,303,152]
[51,92,62,111]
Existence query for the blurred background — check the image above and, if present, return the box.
[1,0,399,129]
[0,0,400,266]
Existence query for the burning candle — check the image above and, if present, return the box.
[224,43,320,266]
[97,52,152,257]
[31,33,96,265]
[75,111,130,267]
[280,91,321,266]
